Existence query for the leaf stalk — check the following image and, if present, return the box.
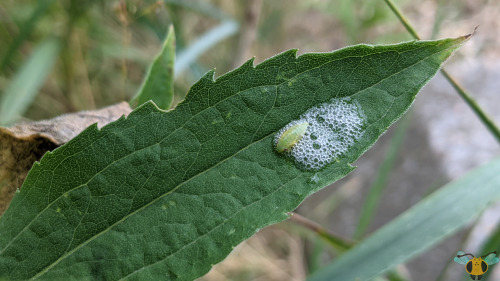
[288,212,354,252]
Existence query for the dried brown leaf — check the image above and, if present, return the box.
[0,102,132,215]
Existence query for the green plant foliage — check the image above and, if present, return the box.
[0,0,56,72]
[130,25,176,110]
[174,20,239,77]
[165,0,239,80]
[0,36,466,280]
[308,156,500,281]
[0,38,60,125]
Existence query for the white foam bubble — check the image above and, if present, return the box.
[275,97,366,171]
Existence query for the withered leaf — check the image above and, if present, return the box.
[0,102,132,215]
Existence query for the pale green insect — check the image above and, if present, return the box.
[275,122,309,153]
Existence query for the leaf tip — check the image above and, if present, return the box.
[165,24,176,48]
[167,24,174,34]
[464,26,479,40]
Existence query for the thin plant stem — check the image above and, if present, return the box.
[383,0,420,40]
[288,212,354,252]
[383,0,500,144]
[440,70,500,142]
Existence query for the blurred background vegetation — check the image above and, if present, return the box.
[0,0,490,121]
[0,0,420,122]
[1,0,500,280]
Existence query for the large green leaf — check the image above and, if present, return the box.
[0,36,467,280]
[308,156,500,281]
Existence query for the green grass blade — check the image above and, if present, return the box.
[439,69,500,143]
[430,1,445,39]
[0,38,60,125]
[0,0,56,72]
[308,237,328,275]
[382,0,421,40]
[174,20,238,76]
[386,269,410,281]
[308,157,500,281]
[130,25,175,109]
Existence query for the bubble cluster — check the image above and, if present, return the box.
[275,97,366,171]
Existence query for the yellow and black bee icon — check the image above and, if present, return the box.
[454,251,499,280]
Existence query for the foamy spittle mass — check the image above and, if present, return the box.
[274,97,366,171]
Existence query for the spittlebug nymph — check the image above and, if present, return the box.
[275,122,309,153]
[273,97,366,170]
